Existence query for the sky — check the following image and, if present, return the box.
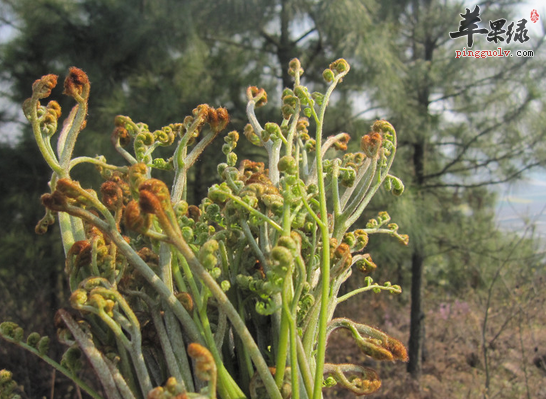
[515,0,544,21]
[495,172,546,238]
[491,1,546,237]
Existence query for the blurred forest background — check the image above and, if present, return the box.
[0,0,545,398]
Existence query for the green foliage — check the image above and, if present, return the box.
[367,0,543,301]
[0,369,22,399]
[0,59,408,399]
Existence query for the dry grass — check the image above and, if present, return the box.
[325,284,546,399]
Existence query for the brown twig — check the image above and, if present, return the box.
[50,369,55,399]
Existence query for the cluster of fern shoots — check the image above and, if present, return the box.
[1,58,408,399]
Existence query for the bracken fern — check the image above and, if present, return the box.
[1,58,408,399]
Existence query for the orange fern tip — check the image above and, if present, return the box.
[139,179,172,204]
[360,132,383,159]
[112,126,131,147]
[371,120,395,135]
[32,74,58,99]
[100,181,124,210]
[324,364,382,396]
[124,200,152,233]
[288,58,303,76]
[347,378,382,396]
[66,240,92,271]
[41,191,68,212]
[356,338,395,361]
[63,67,90,98]
[35,209,56,235]
[47,101,62,119]
[187,343,216,382]
[128,163,148,190]
[208,106,230,133]
[187,343,214,361]
[333,133,351,151]
[55,179,93,202]
[138,190,163,216]
[175,292,194,313]
[247,86,268,107]
[386,336,409,362]
[147,378,188,399]
[329,59,350,74]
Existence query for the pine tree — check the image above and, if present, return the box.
[365,0,546,378]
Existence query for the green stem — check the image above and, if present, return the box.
[291,255,307,314]
[308,72,347,399]
[164,308,195,391]
[339,158,371,209]
[64,206,203,345]
[28,100,63,176]
[58,211,78,256]
[281,182,292,236]
[177,253,244,399]
[69,156,129,173]
[171,142,188,203]
[113,136,138,165]
[297,182,323,228]
[240,218,267,267]
[198,290,246,399]
[159,243,174,292]
[286,276,300,399]
[169,233,282,399]
[56,105,77,163]
[84,305,151,397]
[226,193,283,232]
[298,138,310,179]
[59,310,123,399]
[331,160,341,219]
[312,143,328,399]
[131,291,184,387]
[114,337,140,399]
[342,170,381,227]
[226,242,254,391]
[171,254,188,292]
[103,355,138,399]
[274,285,291,388]
[336,283,401,304]
[59,85,89,171]
[334,160,378,240]
[0,333,105,399]
[289,321,300,399]
[297,336,313,399]
[152,309,184,383]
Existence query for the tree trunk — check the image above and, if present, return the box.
[408,138,426,379]
[279,0,294,89]
[407,249,424,379]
